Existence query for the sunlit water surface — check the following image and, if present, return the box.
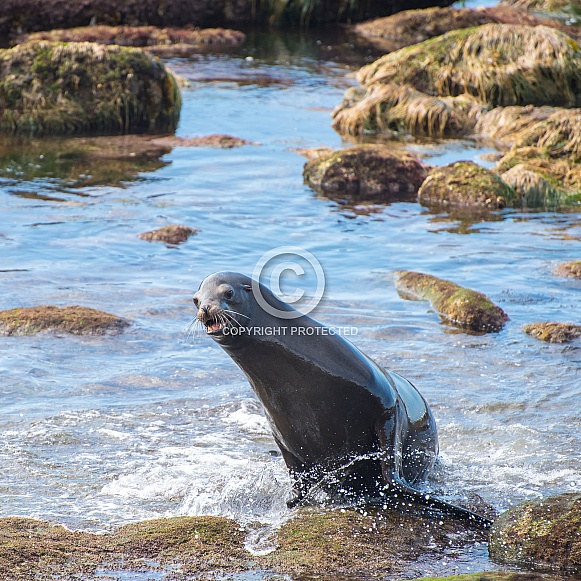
[0,28,580,579]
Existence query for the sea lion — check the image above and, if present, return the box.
[193,271,491,528]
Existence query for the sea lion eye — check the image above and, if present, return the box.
[193,296,199,307]
[224,289,234,300]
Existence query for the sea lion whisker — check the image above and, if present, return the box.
[222,311,244,328]
[223,309,250,319]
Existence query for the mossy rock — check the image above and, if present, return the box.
[352,7,497,53]
[489,493,581,572]
[477,106,581,163]
[523,321,581,343]
[19,25,246,56]
[0,516,249,580]
[303,144,429,202]
[395,271,509,333]
[139,224,200,245]
[351,6,580,53]
[555,260,581,279]
[0,41,181,136]
[0,306,129,336]
[333,24,581,138]
[260,506,485,578]
[156,134,258,148]
[418,161,517,210]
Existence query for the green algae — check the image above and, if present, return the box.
[395,271,509,333]
[489,493,581,572]
[333,24,581,139]
[0,305,129,336]
[418,161,517,210]
[523,321,581,343]
[0,41,181,136]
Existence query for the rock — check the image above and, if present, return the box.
[0,516,248,579]
[491,146,581,210]
[352,6,581,53]
[139,225,199,245]
[0,0,458,37]
[352,7,497,53]
[412,573,564,580]
[333,24,581,138]
[0,508,489,579]
[0,306,129,336]
[555,260,581,279]
[418,162,517,210]
[499,0,569,12]
[18,25,246,56]
[394,271,509,333]
[302,144,429,202]
[260,507,486,578]
[0,41,180,136]
[489,493,581,572]
[0,134,172,188]
[523,322,581,343]
[153,134,258,148]
[476,106,581,162]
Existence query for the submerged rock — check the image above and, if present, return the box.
[0,306,129,335]
[418,162,516,210]
[0,41,180,136]
[0,134,172,188]
[395,271,509,333]
[555,260,581,279]
[489,493,581,572]
[139,224,199,245]
[333,24,581,138]
[302,144,429,202]
[523,322,581,343]
[19,25,246,56]
[156,134,258,148]
[412,573,565,580]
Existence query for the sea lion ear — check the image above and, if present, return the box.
[242,284,252,292]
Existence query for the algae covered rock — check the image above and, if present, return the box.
[20,25,246,53]
[418,161,516,210]
[303,144,429,202]
[0,306,129,336]
[351,6,580,53]
[139,224,199,245]
[489,493,581,572]
[352,7,497,53]
[523,322,581,343]
[395,271,509,332]
[555,260,581,279]
[0,41,181,136]
[333,24,581,138]
[261,507,484,578]
[0,516,249,579]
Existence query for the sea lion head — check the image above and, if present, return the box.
[193,271,254,345]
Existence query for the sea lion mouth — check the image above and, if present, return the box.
[204,317,229,335]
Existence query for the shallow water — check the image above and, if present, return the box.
[1,27,580,579]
